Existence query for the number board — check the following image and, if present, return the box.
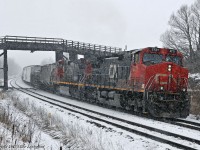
[169,49,177,54]
[150,47,160,52]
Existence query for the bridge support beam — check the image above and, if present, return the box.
[55,51,63,62]
[69,53,77,61]
[3,49,8,90]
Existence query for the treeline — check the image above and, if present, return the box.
[0,58,21,78]
[161,0,200,73]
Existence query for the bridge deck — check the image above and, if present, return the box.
[0,36,123,57]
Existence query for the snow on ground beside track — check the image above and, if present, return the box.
[15,78,200,140]
[189,73,200,80]
[7,77,200,149]
[14,90,180,150]
[7,78,183,150]
[186,114,200,123]
[0,96,60,150]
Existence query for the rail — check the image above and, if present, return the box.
[10,79,200,150]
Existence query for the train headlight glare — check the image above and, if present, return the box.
[168,65,172,71]
[182,88,186,92]
[160,86,164,90]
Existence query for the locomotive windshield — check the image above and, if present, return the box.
[166,55,182,65]
[143,53,182,66]
[143,53,163,65]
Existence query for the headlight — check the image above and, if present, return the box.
[160,86,164,90]
[182,88,186,92]
[168,65,172,71]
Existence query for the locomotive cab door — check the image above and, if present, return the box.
[133,51,140,64]
[130,51,140,79]
[129,51,145,92]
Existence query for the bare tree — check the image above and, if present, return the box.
[8,58,22,76]
[161,5,195,60]
[161,0,200,72]
[191,0,200,53]
[0,58,21,78]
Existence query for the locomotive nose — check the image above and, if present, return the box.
[145,62,187,93]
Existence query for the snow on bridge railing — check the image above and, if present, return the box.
[3,35,64,44]
[0,36,4,44]
[66,40,122,54]
[0,35,123,54]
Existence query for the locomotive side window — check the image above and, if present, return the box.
[109,64,117,78]
[133,52,140,63]
[166,55,182,65]
[143,53,163,65]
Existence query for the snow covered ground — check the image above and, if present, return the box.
[0,77,199,149]
[189,73,200,80]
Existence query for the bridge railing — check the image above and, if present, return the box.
[2,35,64,44]
[0,35,123,54]
[66,40,122,54]
[0,37,4,44]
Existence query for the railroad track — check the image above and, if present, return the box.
[164,118,200,132]
[9,79,200,150]
[13,78,200,133]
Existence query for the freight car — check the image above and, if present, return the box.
[22,65,41,87]
[22,47,190,118]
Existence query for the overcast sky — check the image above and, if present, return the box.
[0,0,196,68]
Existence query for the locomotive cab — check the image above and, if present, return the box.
[130,47,189,118]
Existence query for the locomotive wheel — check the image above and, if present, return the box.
[180,100,190,118]
[79,91,85,101]
[78,87,86,101]
[120,95,128,108]
[69,86,77,98]
[90,89,98,103]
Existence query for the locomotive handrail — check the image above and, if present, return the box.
[182,77,189,89]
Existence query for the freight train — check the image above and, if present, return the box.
[22,47,190,118]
